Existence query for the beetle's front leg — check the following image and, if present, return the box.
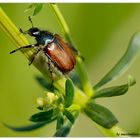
[28,48,41,65]
[10,44,39,54]
[47,58,54,89]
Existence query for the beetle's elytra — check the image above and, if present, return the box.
[10,17,77,75]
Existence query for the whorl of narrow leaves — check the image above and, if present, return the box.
[84,101,118,129]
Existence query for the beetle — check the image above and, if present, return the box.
[10,17,78,77]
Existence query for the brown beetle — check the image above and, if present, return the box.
[10,17,77,77]
[45,34,76,73]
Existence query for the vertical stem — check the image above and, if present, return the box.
[49,3,94,97]
[49,3,73,45]
[76,57,94,97]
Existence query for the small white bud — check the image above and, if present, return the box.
[46,92,58,104]
[36,97,47,107]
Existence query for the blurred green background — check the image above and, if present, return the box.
[0,3,140,137]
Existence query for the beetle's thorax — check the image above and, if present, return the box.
[35,31,55,45]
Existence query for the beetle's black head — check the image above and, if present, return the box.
[28,27,40,37]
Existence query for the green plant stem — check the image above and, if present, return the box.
[0,6,88,108]
[48,4,73,45]
[0,7,33,59]
[0,6,128,137]
[49,4,94,97]
[76,57,94,97]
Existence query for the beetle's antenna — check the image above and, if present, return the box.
[28,16,34,28]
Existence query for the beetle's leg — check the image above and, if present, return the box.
[70,45,79,55]
[47,58,54,89]
[28,49,41,65]
[44,49,59,88]
[73,48,85,61]
[19,28,28,34]
[19,28,24,33]
[47,58,53,78]
[69,44,85,61]
[10,44,39,54]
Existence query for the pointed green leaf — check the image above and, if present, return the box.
[33,4,44,16]
[24,4,44,17]
[84,101,118,129]
[4,121,50,132]
[54,124,72,137]
[54,111,79,137]
[93,84,128,99]
[29,109,54,122]
[94,32,140,89]
[65,79,74,108]
[56,112,64,130]
[93,75,136,99]
[24,4,36,13]
[63,109,75,124]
